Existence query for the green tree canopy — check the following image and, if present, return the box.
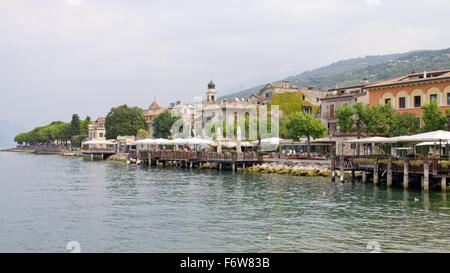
[268,92,318,116]
[152,110,180,139]
[70,114,81,137]
[284,112,327,157]
[105,105,147,139]
[421,100,447,132]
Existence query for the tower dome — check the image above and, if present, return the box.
[208,80,215,89]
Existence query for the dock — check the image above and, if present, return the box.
[332,155,449,191]
[132,151,263,171]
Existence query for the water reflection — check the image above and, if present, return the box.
[0,152,449,253]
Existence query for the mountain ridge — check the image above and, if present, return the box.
[218,48,450,101]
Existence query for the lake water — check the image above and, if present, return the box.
[0,152,449,253]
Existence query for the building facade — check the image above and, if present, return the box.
[88,117,106,140]
[144,101,165,137]
[320,82,369,135]
[366,70,450,116]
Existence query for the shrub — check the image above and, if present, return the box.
[409,160,424,167]
[439,160,450,168]
[354,158,375,165]
[392,160,405,166]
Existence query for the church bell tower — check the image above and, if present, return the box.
[206,80,217,104]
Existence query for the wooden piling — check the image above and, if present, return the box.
[331,156,336,182]
[339,156,344,183]
[373,160,379,185]
[362,171,367,183]
[423,160,429,191]
[403,160,409,189]
[442,176,447,191]
[387,157,393,187]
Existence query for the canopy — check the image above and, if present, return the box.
[153,138,171,145]
[344,137,394,144]
[132,138,155,145]
[82,139,115,145]
[402,130,450,142]
[185,138,215,145]
[168,138,186,145]
[416,141,450,147]
[250,137,291,145]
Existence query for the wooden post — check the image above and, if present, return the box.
[403,160,409,189]
[156,159,159,166]
[442,176,447,191]
[362,171,367,183]
[190,161,193,169]
[373,160,379,185]
[387,157,393,187]
[232,163,236,172]
[423,160,429,191]
[340,156,344,183]
[351,170,355,181]
[331,155,336,182]
[209,162,212,170]
[219,163,222,171]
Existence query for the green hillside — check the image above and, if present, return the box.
[219,48,450,101]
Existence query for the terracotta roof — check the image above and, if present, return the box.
[250,93,265,101]
[366,69,450,89]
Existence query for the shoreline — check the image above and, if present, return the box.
[2,148,333,177]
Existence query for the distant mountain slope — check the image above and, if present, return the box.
[219,48,450,101]
[0,120,26,148]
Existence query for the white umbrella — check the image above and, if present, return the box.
[168,138,185,145]
[416,141,449,147]
[344,137,394,144]
[185,138,215,145]
[250,137,290,145]
[154,138,171,145]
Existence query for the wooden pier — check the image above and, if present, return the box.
[81,148,116,161]
[332,155,449,191]
[132,151,263,171]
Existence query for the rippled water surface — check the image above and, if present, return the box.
[0,152,449,252]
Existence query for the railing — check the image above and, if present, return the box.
[335,155,450,173]
[138,151,262,162]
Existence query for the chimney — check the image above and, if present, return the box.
[308,86,314,90]
[176,101,181,105]
[361,78,369,84]
[423,71,427,79]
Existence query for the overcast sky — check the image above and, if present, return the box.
[1,0,450,129]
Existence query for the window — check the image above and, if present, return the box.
[414,96,421,107]
[430,94,437,103]
[399,97,406,109]
[265,92,272,99]
[448,93,450,105]
[99,133,104,138]
[385,98,391,104]
[329,104,334,118]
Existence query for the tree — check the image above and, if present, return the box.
[70,114,81,138]
[105,105,147,139]
[137,129,149,139]
[284,112,327,158]
[365,103,398,135]
[335,104,355,132]
[390,112,420,136]
[268,92,318,116]
[152,110,180,139]
[422,100,447,132]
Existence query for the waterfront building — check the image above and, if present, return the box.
[251,81,326,107]
[88,117,106,140]
[199,80,256,140]
[168,101,195,136]
[320,81,369,135]
[116,135,136,152]
[144,100,165,138]
[366,69,450,118]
